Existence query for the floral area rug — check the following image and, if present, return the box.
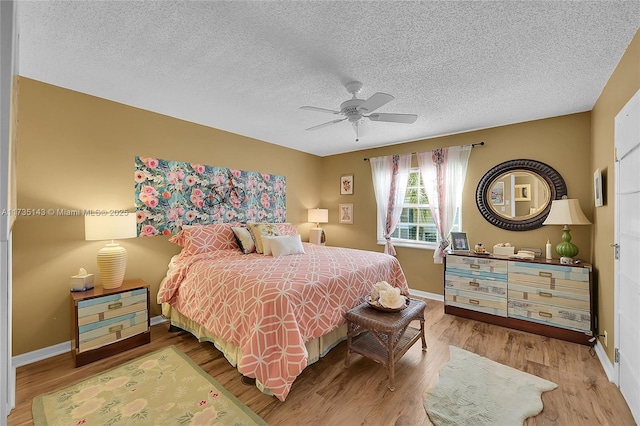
[424,346,557,426]
[32,345,267,425]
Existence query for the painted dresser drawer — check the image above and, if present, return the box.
[508,283,590,311]
[446,255,508,275]
[445,272,507,296]
[509,261,589,288]
[445,288,507,317]
[507,299,591,333]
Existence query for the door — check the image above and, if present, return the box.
[614,89,640,424]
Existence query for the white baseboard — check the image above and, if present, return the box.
[409,289,444,302]
[593,340,616,382]
[11,315,167,369]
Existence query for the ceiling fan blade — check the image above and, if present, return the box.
[367,113,418,124]
[357,92,395,113]
[305,118,346,131]
[300,106,341,114]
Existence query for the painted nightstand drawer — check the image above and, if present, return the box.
[78,288,147,325]
[79,310,148,352]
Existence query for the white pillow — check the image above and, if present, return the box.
[270,235,305,258]
[262,235,274,256]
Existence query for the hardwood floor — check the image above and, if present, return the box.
[8,299,636,425]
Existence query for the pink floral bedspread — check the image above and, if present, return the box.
[157,243,409,401]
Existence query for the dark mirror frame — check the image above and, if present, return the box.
[476,159,567,231]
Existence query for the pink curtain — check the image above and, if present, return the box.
[417,146,471,263]
[370,154,411,255]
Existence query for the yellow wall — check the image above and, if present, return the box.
[14,26,639,358]
[320,113,592,294]
[12,78,323,355]
[591,28,640,362]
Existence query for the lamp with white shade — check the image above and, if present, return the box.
[542,197,591,264]
[85,213,137,289]
[308,208,328,245]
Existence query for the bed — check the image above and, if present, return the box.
[157,222,409,401]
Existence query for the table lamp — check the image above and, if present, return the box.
[542,197,591,264]
[308,208,328,245]
[85,213,137,289]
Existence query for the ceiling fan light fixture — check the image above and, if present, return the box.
[300,81,417,139]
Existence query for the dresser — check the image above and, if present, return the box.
[71,278,151,367]
[444,253,594,345]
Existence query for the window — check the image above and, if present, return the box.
[379,169,461,249]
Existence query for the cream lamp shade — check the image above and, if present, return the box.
[308,208,328,245]
[542,198,591,263]
[85,213,137,289]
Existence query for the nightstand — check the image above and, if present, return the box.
[70,278,150,367]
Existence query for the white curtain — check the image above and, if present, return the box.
[370,154,411,255]
[417,146,472,263]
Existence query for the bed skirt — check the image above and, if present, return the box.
[162,302,348,396]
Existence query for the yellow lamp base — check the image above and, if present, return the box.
[96,243,128,289]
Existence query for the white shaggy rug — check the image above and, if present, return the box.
[424,346,557,426]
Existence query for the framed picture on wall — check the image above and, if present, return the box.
[339,203,353,224]
[594,168,603,207]
[340,175,354,195]
[450,232,469,252]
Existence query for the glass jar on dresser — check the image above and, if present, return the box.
[444,252,593,345]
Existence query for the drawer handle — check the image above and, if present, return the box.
[108,302,123,310]
[109,325,123,333]
[538,312,553,318]
[539,292,553,298]
[470,264,480,270]
[469,299,480,305]
[468,282,480,287]
[539,272,552,278]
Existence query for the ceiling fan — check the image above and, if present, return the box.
[300,81,418,141]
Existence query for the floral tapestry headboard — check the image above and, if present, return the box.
[134,156,286,236]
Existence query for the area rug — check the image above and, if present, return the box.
[32,345,266,425]
[424,346,557,426]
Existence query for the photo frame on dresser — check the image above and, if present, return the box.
[450,232,469,251]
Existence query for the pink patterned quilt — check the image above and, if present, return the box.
[157,243,409,401]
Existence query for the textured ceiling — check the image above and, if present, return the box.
[16,1,640,157]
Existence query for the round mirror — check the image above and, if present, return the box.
[476,159,567,231]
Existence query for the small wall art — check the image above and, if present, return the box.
[594,168,603,207]
[340,175,354,195]
[339,203,353,224]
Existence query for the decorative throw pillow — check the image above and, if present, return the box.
[169,223,239,254]
[247,223,280,254]
[270,234,305,258]
[231,226,256,254]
